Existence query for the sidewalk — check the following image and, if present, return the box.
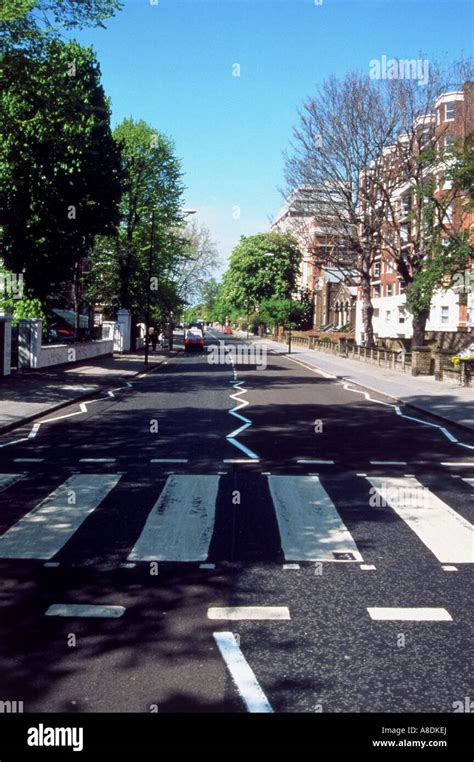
[0,350,171,434]
[252,336,474,432]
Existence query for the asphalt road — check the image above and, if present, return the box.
[0,329,472,714]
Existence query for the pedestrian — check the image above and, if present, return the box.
[151,328,158,351]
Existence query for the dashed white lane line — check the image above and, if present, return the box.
[370,461,407,466]
[45,604,125,618]
[461,477,474,488]
[79,458,116,463]
[297,459,335,465]
[0,473,122,560]
[367,476,473,564]
[360,564,377,571]
[223,459,260,464]
[208,606,290,621]
[367,607,452,622]
[442,565,458,572]
[200,563,216,569]
[213,632,273,713]
[13,458,44,463]
[150,458,189,463]
[128,475,219,562]
[441,462,474,466]
[283,563,300,570]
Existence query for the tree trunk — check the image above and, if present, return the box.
[360,274,375,347]
[411,310,429,348]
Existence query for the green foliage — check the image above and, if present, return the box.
[1,0,123,49]
[0,38,122,302]
[407,234,473,317]
[219,232,302,317]
[88,118,185,320]
[259,297,307,330]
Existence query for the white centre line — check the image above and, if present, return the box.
[367,476,473,564]
[268,475,363,562]
[367,607,452,622]
[213,632,273,713]
[208,606,290,621]
[45,604,125,618]
[0,474,122,560]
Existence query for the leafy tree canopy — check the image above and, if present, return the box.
[0,38,122,302]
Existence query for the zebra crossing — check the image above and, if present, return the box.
[0,471,472,566]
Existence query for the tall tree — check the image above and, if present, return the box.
[220,232,302,319]
[285,73,400,347]
[88,118,185,321]
[0,39,122,303]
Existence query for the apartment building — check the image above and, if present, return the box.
[272,184,357,329]
[356,82,474,345]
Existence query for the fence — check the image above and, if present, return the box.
[282,333,413,373]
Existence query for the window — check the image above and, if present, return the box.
[445,135,456,150]
[386,283,393,296]
[373,308,380,318]
[444,203,453,223]
[386,259,394,273]
[441,306,449,324]
[401,224,410,243]
[373,261,381,277]
[445,102,455,121]
[386,310,392,321]
[373,285,381,298]
[401,195,410,215]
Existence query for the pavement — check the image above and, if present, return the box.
[0,329,472,721]
[246,334,474,432]
[0,349,173,434]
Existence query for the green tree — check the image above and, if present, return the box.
[221,232,301,317]
[0,39,122,303]
[259,297,307,331]
[1,0,123,49]
[88,118,185,322]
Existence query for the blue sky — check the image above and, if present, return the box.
[73,0,473,270]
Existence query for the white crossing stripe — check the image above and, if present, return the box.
[0,474,23,492]
[46,604,125,618]
[0,474,121,560]
[213,632,273,713]
[128,475,220,562]
[367,476,473,564]
[367,607,452,622]
[268,475,363,562]
[461,478,474,488]
[208,606,290,621]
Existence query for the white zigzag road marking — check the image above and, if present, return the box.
[342,382,474,451]
[0,382,136,449]
[226,350,259,460]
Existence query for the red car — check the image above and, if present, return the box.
[184,328,204,352]
[223,326,233,335]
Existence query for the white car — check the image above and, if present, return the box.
[184,328,204,352]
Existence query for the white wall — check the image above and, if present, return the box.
[36,340,113,369]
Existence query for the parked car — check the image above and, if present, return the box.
[184,327,204,352]
[223,325,233,335]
